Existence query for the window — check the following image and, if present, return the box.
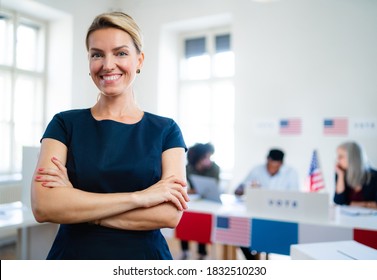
[0,9,46,176]
[179,30,235,172]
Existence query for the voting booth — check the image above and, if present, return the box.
[245,188,330,222]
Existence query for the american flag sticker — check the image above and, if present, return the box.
[279,118,302,135]
[323,118,348,135]
[213,216,251,247]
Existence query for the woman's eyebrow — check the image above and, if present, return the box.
[113,45,130,51]
[89,45,130,52]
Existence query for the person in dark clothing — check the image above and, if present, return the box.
[180,143,220,260]
[31,11,189,260]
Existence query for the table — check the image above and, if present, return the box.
[175,194,377,258]
[2,195,377,260]
[0,202,58,259]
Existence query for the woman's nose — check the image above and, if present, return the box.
[103,56,115,71]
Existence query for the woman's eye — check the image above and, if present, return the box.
[91,53,103,58]
[118,51,128,56]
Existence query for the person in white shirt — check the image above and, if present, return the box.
[234,148,299,260]
[235,149,299,195]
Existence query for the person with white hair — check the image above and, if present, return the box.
[334,141,377,209]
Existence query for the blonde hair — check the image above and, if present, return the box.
[338,141,371,188]
[85,11,143,53]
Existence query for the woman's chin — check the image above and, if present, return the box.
[99,90,123,97]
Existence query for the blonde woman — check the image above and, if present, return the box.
[31,12,189,259]
[334,141,377,209]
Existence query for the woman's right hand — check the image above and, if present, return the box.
[34,156,73,189]
[335,163,345,177]
[136,175,189,211]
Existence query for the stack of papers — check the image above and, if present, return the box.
[339,206,377,216]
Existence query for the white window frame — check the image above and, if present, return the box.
[178,27,235,174]
[0,8,47,178]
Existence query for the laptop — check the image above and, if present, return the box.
[189,174,222,203]
[245,188,330,222]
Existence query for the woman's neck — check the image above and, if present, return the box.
[91,93,143,124]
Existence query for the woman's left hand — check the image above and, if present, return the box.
[34,157,73,188]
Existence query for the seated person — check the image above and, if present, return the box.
[235,148,299,196]
[180,143,220,260]
[334,141,377,209]
[235,148,299,260]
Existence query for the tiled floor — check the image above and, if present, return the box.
[0,243,16,260]
[167,238,290,260]
[167,238,230,260]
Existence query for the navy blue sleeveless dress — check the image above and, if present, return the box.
[42,109,186,260]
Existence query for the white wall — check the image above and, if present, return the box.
[119,0,377,195]
[14,0,377,196]
[232,0,377,194]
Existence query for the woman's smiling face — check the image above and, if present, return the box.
[88,27,144,96]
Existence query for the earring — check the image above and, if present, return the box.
[136,69,141,74]
[89,73,91,76]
